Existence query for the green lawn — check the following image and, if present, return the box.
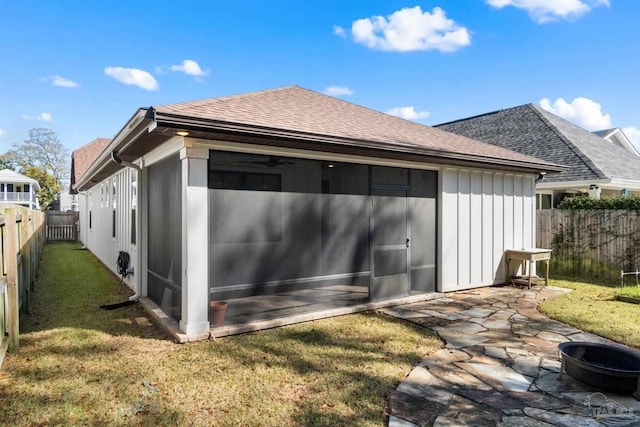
[0,243,442,426]
[540,277,640,348]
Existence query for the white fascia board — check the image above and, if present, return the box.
[535,179,611,190]
[74,108,151,192]
[536,178,640,192]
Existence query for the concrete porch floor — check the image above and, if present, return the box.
[140,284,442,342]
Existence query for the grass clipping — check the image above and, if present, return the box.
[0,243,441,426]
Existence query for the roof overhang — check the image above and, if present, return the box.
[75,107,566,192]
[537,178,640,192]
[150,109,566,175]
[73,109,170,192]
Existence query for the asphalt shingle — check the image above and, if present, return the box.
[436,104,640,183]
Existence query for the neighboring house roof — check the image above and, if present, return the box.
[436,104,640,187]
[70,137,111,193]
[0,169,40,189]
[593,128,639,156]
[74,86,564,191]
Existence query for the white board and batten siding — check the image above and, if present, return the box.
[81,167,138,291]
[440,168,535,292]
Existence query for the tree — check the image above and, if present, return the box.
[4,128,70,210]
[6,128,69,184]
[21,165,61,210]
[0,155,16,171]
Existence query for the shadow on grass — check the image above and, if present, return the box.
[3,242,442,426]
[22,242,169,340]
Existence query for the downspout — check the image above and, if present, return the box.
[110,151,143,302]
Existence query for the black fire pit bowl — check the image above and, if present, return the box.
[558,341,640,397]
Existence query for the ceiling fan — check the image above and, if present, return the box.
[248,156,292,168]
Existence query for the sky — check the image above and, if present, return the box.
[1,0,639,157]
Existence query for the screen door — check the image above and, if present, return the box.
[371,188,410,300]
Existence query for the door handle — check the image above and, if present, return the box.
[406,238,410,248]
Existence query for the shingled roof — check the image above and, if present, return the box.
[70,137,111,192]
[75,87,565,191]
[436,104,640,184]
[151,86,561,172]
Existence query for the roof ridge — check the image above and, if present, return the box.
[437,103,536,126]
[529,104,607,180]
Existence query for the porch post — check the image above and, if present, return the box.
[179,146,210,336]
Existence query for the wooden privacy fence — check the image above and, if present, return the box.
[537,209,640,283]
[0,206,45,366]
[46,211,79,241]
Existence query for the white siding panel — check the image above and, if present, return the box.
[513,176,524,249]
[481,172,494,283]
[492,174,505,282]
[81,168,138,292]
[457,170,471,286]
[440,168,536,292]
[469,172,482,285]
[503,176,514,251]
[441,169,459,288]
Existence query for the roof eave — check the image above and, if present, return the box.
[153,111,566,175]
[73,109,155,192]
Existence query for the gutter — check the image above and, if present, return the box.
[73,108,154,192]
[152,110,567,175]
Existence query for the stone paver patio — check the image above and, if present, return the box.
[383,285,640,427]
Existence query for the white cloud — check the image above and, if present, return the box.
[0,127,5,137]
[333,25,346,38]
[170,59,209,77]
[351,6,470,52]
[486,0,610,24]
[38,112,53,122]
[386,106,431,120]
[539,97,611,131]
[51,75,79,88]
[22,113,53,122]
[323,86,354,97]
[622,127,640,152]
[104,66,158,91]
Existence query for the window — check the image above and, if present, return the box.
[536,193,552,210]
[89,191,92,229]
[112,178,117,238]
[24,184,29,193]
[131,171,137,244]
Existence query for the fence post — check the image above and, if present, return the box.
[5,209,19,353]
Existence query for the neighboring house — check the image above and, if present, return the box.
[436,104,640,209]
[71,86,562,341]
[57,192,79,211]
[0,169,40,210]
[593,128,639,156]
[70,138,111,242]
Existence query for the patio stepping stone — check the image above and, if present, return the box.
[470,318,512,330]
[536,330,569,343]
[457,307,495,318]
[429,364,493,391]
[484,346,510,360]
[512,355,542,377]
[457,362,533,392]
[523,407,604,427]
[386,285,640,427]
[419,348,470,367]
[389,391,444,426]
[498,416,556,426]
[396,366,453,406]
